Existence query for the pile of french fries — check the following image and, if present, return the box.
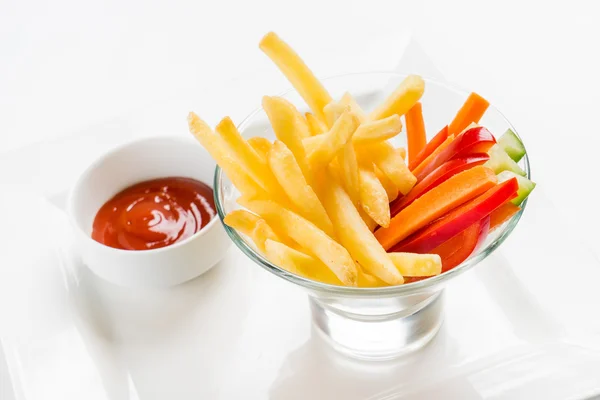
[188,32,442,287]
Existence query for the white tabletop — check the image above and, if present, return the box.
[2,1,600,398]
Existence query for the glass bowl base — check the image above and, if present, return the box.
[310,291,445,361]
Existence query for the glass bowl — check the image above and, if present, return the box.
[214,72,530,360]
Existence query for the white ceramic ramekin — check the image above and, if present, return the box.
[67,135,231,288]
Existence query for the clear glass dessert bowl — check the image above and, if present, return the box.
[214,72,530,360]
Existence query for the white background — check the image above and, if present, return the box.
[2,0,599,253]
[2,1,600,398]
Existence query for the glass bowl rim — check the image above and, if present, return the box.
[213,71,531,297]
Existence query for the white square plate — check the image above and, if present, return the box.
[1,39,599,399]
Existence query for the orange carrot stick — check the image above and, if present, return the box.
[411,134,455,178]
[448,92,490,135]
[409,125,448,170]
[406,102,427,165]
[375,166,497,250]
[489,202,521,231]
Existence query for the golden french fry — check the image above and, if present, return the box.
[268,140,334,236]
[302,135,321,155]
[224,210,281,252]
[319,161,375,228]
[251,219,281,252]
[359,207,379,232]
[358,141,416,195]
[321,172,403,285]
[358,163,390,228]
[240,198,358,286]
[357,268,386,287]
[337,141,360,205]
[262,96,311,179]
[223,209,261,236]
[368,75,425,121]
[305,112,328,136]
[307,110,359,171]
[216,117,287,200]
[339,92,367,123]
[323,101,348,128]
[374,165,399,202]
[397,146,407,161]
[389,253,442,277]
[353,115,403,144]
[248,136,273,161]
[264,239,342,285]
[259,32,332,122]
[188,113,265,197]
[304,114,402,148]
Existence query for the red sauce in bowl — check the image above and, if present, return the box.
[92,177,216,251]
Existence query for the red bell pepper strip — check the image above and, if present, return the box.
[414,126,496,181]
[404,215,490,281]
[390,177,518,253]
[433,216,490,272]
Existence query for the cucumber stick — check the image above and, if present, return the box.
[497,171,536,205]
[497,129,526,162]
[485,144,526,176]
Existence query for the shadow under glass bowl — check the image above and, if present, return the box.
[214,72,530,360]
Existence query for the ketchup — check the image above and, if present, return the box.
[92,177,216,251]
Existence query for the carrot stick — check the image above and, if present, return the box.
[374,166,497,250]
[409,125,448,170]
[406,102,427,165]
[448,92,490,135]
[411,134,455,178]
[490,202,521,231]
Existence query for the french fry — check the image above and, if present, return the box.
[359,207,379,232]
[397,147,407,160]
[223,209,261,236]
[358,141,417,195]
[251,219,282,252]
[268,140,334,237]
[323,101,348,128]
[307,110,359,171]
[305,114,402,148]
[357,268,386,288]
[321,171,403,285]
[302,135,321,155]
[216,117,288,201]
[374,165,399,202]
[224,210,281,252]
[358,163,390,228]
[247,136,273,161]
[263,96,311,179]
[188,113,265,197]
[337,141,360,205]
[353,115,403,144]
[264,239,342,285]
[240,198,358,286]
[259,32,332,122]
[296,113,312,139]
[368,75,425,121]
[305,112,328,135]
[389,253,442,277]
[339,92,367,123]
